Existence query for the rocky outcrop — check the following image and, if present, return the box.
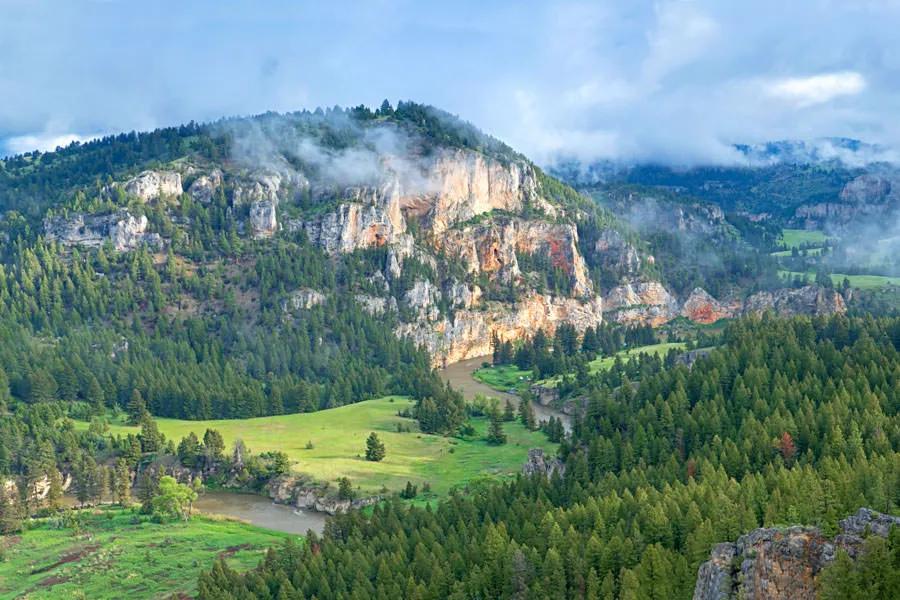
[124,170,182,201]
[680,288,737,324]
[284,288,327,311]
[795,174,898,229]
[603,281,679,326]
[522,448,565,478]
[187,169,223,203]
[44,210,162,251]
[3,474,72,503]
[592,229,642,277]
[439,219,593,296]
[355,294,398,315]
[692,507,900,600]
[266,475,380,516]
[299,194,407,253]
[743,285,846,317]
[399,293,604,367]
[403,280,442,321]
[250,200,278,237]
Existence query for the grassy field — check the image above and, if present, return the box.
[477,343,687,390]
[582,342,686,375]
[473,364,532,392]
[779,270,900,289]
[770,247,824,257]
[0,506,290,600]
[778,228,828,248]
[85,397,555,497]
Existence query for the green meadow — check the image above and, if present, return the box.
[0,507,290,600]
[475,342,687,390]
[86,396,555,497]
[778,228,828,248]
[779,270,900,289]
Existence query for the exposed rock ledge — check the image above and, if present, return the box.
[44,210,162,251]
[692,507,900,600]
[397,293,603,368]
[604,283,845,326]
[266,474,380,516]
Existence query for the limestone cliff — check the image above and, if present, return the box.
[693,507,900,600]
[44,210,162,251]
[396,293,604,368]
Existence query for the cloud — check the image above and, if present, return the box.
[4,132,101,155]
[1,1,899,165]
[766,72,866,107]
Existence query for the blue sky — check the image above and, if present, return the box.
[2,0,899,164]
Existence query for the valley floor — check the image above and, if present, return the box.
[87,396,555,498]
[0,506,289,600]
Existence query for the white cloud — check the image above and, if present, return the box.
[766,71,866,107]
[4,132,99,155]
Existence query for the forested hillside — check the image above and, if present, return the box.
[198,315,900,598]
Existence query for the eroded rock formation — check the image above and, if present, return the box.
[124,170,182,201]
[44,210,162,251]
[692,507,900,600]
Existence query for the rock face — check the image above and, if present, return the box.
[284,288,327,311]
[680,288,738,324]
[439,219,593,297]
[592,229,642,277]
[250,200,278,237]
[522,448,565,478]
[398,293,604,368]
[795,173,898,229]
[266,474,380,516]
[743,285,846,317]
[187,169,223,203]
[603,282,845,328]
[603,281,678,326]
[692,507,900,600]
[44,211,162,251]
[124,170,183,201]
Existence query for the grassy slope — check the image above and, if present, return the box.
[89,397,555,496]
[0,507,289,600]
[779,270,900,290]
[778,228,828,248]
[473,364,533,392]
[475,343,687,390]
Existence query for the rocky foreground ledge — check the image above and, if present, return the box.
[693,507,900,600]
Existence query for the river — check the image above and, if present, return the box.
[440,356,572,431]
[63,490,327,535]
[194,490,326,534]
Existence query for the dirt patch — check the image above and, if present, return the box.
[36,575,71,589]
[217,543,254,559]
[30,544,100,575]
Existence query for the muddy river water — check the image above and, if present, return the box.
[439,356,572,431]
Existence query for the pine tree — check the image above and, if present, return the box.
[486,408,507,445]
[127,389,148,424]
[503,401,516,422]
[46,466,64,512]
[113,459,131,506]
[337,477,354,500]
[365,433,386,462]
[519,398,537,431]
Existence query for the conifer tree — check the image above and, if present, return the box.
[365,432,386,462]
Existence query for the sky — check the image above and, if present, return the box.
[2,0,900,165]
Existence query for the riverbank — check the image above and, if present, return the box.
[440,356,573,431]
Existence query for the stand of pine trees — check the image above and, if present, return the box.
[198,315,900,599]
